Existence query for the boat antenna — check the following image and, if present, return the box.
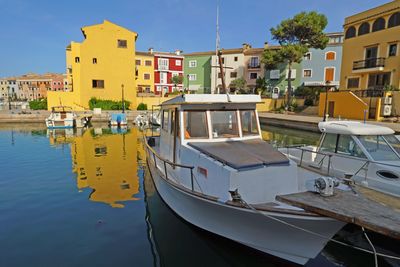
[121,84,125,114]
[214,0,220,94]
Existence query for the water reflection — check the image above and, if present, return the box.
[48,126,140,208]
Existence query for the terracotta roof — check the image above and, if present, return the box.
[136,51,154,56]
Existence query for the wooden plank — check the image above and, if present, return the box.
[276,187,400,240]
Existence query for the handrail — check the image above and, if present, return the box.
[144,136,196,192]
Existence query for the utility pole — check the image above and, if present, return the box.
[217,50,227,94]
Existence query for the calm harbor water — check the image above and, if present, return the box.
[0,124,398,267]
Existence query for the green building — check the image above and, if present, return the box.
[183,52,213,93]
[264,62,302,97]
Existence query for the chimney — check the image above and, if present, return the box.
[264,42,269,49]
[175,49,182,55]
[242,43,252,51]
[148,47,154,54]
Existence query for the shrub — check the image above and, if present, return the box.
[137,103,148,110]
[29,98,47,110]
[88,97,130,110]
[304,98,314,106]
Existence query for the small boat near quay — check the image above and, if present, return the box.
[46,106,76,129]
[144,94,347,265]
[109,113,128,127]
[280,120,400,197]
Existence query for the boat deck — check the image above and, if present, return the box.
[276,186,400,239]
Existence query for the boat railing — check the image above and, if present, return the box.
[144,137,199,192]
[281,145,400,180]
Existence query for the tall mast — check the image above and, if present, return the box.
[214,0,220,94]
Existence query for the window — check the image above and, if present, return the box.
[389,44,397,57]
[159,58,169,70]
[388,12,400,28]
[234,56,238,62]
[347,77,359,89]
[144,73,150,80]
[171,110,175,134]
[250,73,257,79]
[240,110,258,136]
[358,22,370,36]
[368,72,391,88]
[270,70,280,79]
[249,57,259,67]
[210,111,239,138]
[188,74,197,81]
[285,69,296,79]
[189,60,197,68]
[358,135,399,161]
[75,57,80,63]
[145,60,152,66]
[320,133,337,153]
[303,69,312,77]
[162,110,169,130]
[372,18,386,32]
[230,72,237,78]
[93,58,97,64]
[345,26,356,39]
[325,52,336,60]
[92,80,104,88]
[136,59,141,65]
[118,39,127,48]
[304,52,311,60]
[175,59,181,66]
[183,111,208,139]
[336,135,366,158]
[160,72,167,84]
[222,57,225,64]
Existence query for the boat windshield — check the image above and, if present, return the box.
[383,134,400,155]
[240,110,259,136]
[357,135,400,161]
[183,111,208,139]
[320,133,366,158]
[210,110,239,138]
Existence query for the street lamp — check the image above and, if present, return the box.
[121,84,125,113]
[323,80,331,122]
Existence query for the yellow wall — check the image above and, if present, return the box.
[318,91,369,120]
[136,54,154,93]
[48,20,138,111]
[340,1,400,91]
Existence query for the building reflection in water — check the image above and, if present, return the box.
[48,127,140,208]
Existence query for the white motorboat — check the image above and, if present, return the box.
[144,94,345,265]
[45,106,76,129]
[280,120,400,197]
[109,113,128,127]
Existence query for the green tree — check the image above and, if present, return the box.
[262,11,328,109]
[255,76,267,94]
[170,75,183,91]
[229,78,247,93]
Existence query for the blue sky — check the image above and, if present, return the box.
[0,0,386,77]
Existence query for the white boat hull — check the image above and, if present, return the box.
[147,159,345,265]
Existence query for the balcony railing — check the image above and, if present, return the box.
[248,63,260,69]
[353,57,385,70]
[352,88,384,98]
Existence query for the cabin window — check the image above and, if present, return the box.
[210,110,239,138]
[336,135,366,158]
[383,135,400,155]
[183,111,208,139]
[358,135,400,161]
[171,110,175,134]
[320,133,337,152]
[240,110,258,136]
[162,110,169,130]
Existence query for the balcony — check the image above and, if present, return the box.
[248,63,260,69]
[352,57,385,72]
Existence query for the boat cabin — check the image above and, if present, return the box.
[318,121,400,162]
[155,94,298,203]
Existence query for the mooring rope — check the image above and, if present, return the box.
[239,196,400,262]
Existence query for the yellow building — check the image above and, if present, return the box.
[341,0,400,92]
[136,51,154,93]
[48,20,138,110]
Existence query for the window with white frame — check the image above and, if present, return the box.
[285,69,297,79]
[188,74,197,81]
[175,59,181,66]
[303,69,312,78]
[270,70,280,79]
[160,72,167,84]
[159,58,169,70]
[189,60,197,68]
[304,52,311,60]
